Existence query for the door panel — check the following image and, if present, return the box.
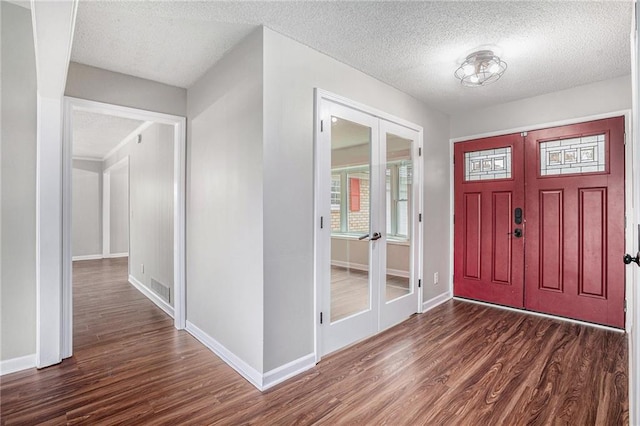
[379,121,421,331]
[321,103,379,355]
[454,133,525,308]
[524,117,625,328]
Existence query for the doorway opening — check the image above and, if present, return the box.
[62,97,186,358]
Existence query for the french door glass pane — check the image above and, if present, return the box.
[385,133,412,302]
[330,116,371,322]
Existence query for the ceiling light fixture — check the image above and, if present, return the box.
[455,50,507,87]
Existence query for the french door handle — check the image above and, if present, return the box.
[358,233,370,240]
[370,232,382,241]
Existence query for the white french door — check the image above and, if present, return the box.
[317,94,422,357]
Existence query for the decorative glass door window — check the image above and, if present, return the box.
[464,147,512,181]
[539,134,606,176]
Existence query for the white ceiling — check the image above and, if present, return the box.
[71,1,633,114]
[72,111,145,159]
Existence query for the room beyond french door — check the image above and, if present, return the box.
[318,98,421,356]
[454,117,625,328]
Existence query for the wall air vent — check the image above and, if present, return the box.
[150,277,171,303]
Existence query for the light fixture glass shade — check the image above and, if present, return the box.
[455,50,507,87]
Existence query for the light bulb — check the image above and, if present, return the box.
[469,75,479,84]
[462,64,475,76]
[489,63,500,74]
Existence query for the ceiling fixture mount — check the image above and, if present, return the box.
[455,50,507,87]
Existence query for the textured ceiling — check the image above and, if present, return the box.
[73,111,145,159]
[71,1,633,114]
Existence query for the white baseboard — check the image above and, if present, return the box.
[0,354,36,376]
[104,252,128,259]
[128,275,174,318]
[263,353,316,390]
[72,254,103,261]
[422,291,452,312]
[185,321,315,392]
[186,321,263,389]
[331,260,409,278]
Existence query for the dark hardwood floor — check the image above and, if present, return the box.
[0,258,628,425]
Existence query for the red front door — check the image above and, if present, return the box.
[454,133,525,308]
[453,117,626,328]
[524,117,625,328]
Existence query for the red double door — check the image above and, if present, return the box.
[454,117,625,328]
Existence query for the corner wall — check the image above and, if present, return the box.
[262,27,451,371]
[186,28,265,374]
[1,1,37,363]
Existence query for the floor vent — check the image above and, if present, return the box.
[150,277,171,303]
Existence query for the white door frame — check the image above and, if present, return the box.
[61,96,187,358]
[313,88,424,361]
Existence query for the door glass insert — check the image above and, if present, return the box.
[465,147,512,181]
[330,116,371,322]
[385,133,412,302]
[539,134,605,176]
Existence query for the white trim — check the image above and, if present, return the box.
[104,252,128,259]
[0,354,36,376]
[455,297,626,333]
[128,275,174,318]
[450,110,632,143]
[629,7,640,424]
[102,167,110,257]
[262,353,316,391]
[314,88,424,362]
[61,97,187,361]
[315,89,423,132]
[186,321,263,390]
[422,291,453,312]
[103,121,153,161]
[72,254,103,261]
[72,156,102,162]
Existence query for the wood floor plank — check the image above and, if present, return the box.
[0,258,628,425]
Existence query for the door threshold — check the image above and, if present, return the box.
[453,297,625,333]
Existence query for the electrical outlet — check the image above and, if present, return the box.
[434,272,439,285]
[141,263,145,274]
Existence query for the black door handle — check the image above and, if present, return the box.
[508,228,523,238]
[358,233,370,241]
[371,232,382,241]
[624,252,640,266]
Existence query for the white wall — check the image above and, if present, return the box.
[104,123,174,305]
[1,1,37,361]
[262,27,451,371]
[187,28,265,373]
[109,165,128,255]
[65,62,187,117]
[72,160,102,257]
[450,75,631,139]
